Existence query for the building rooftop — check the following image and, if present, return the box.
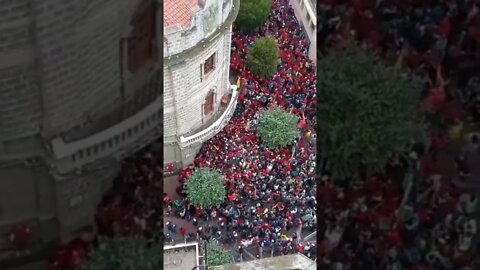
[164,0,199,28]
[164,242,200,270]
[213,254,316,270]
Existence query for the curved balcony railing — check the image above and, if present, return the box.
[50,96,162,173]
[179,85,238,148]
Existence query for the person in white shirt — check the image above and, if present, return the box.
[457,193,478,214]
[325,224,343,250]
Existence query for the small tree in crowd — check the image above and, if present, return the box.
[78,236,162,270]
[186,168,226,209]
[318,43,425,179]
[206,241,232,267]
[257,107,300,150]
[246,37,279,78]
[235,0,273,33]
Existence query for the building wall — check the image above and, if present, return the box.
[164,28,231,136]
[163,0,233,57]
[0,0,42,141]
[0,161,57,249]
[290,0,316,64]
[0,0,160,140]
[53,159,120,240]
[163,0,237,168]
[0,0,164,259]
[33,0,133,137]
[0,0,162,142]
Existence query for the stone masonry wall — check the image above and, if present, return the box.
[0,0,42,140]
[32,0,125,137]
[0,0,159,142]
[164,29,230,136]
[0,66,42,140]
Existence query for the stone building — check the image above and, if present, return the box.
[163,0,239,172]
[0,0,162,264]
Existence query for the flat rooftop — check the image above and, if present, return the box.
[164,242,200,270]
[213,254,316,270]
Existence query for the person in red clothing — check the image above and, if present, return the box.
[66,238,89,268]
[163,193,172,206]
[9,224,31,252]
[298,113,307,130]
[179,227,187,236]
[424,66,447,112]
[296,243,305,253]
[385,224,404,250]
[228,193,238,202]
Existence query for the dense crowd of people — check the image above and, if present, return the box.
[166,0,318,261]
[318,0,480,269]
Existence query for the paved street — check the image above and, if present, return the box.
[164,174,315,262]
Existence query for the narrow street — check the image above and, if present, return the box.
[164,174,315,261]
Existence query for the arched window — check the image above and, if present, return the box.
[128,0,157,73]
[204,90,215,115]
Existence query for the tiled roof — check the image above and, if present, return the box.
[164,0,199,28]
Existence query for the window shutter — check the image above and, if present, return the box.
[128,0,157,73]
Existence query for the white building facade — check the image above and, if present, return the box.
[290,0,317,65]
[163,0,240,172]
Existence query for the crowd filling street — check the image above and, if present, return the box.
[165,0,318,262]
[317,0,480,269]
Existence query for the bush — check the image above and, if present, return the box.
[207,241,232,266]
[318,43,425,179]
[78,236,162,270]
[257,107,300,149]
[235,0,273,33]
[246,37,279,78]
[186,168,226,209]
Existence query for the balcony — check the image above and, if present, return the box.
[50,96,162,174]
[179,85,238,148]
[182,100,228,138]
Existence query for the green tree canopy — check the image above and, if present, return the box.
[318,44,425,179]
[246,37,279,78]
[186,168,226,209]
[257,107,300,149]
[78,236,162,270]
[207,241,232,267]
[235,0,273,33]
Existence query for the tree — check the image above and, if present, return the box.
[246,37,279,78]
[78,236,162,270]
[235,0,273,33]
[257,107,300,149]
[318,43,425,179]
[206,241,232,267]
[186,168,226,209]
